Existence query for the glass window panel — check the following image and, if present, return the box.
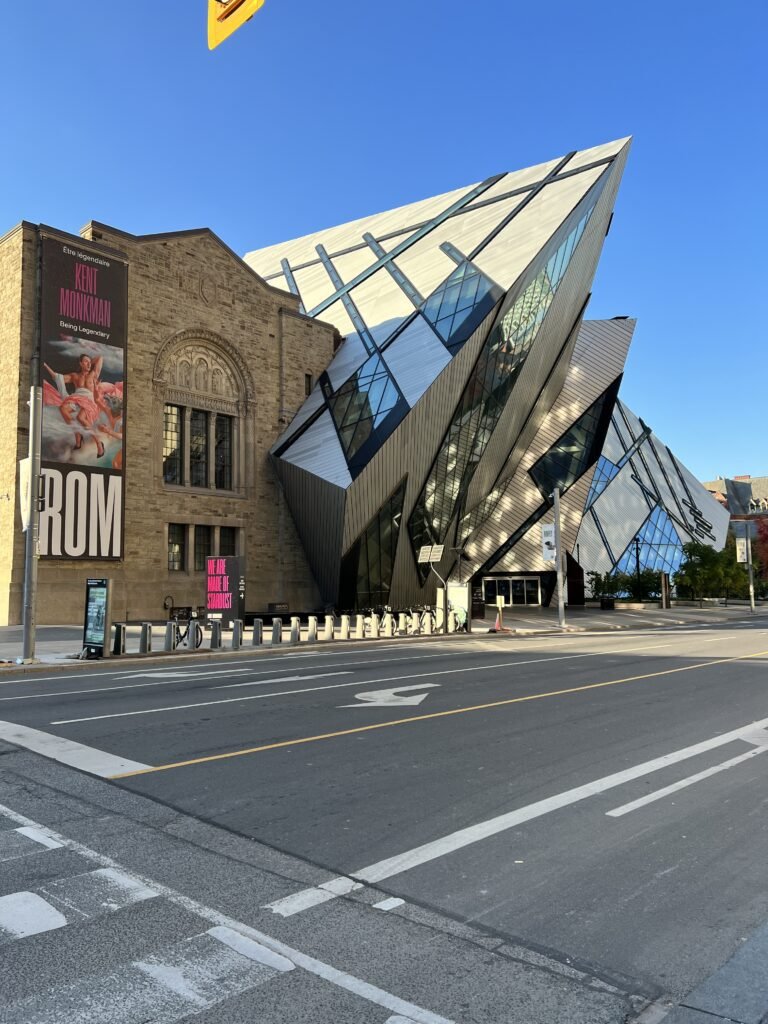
[194,525,212,572]
[168,523,185,572]
[163,405,183,485]
[483,579,497,604]
[215,415,233,490]
[219,526,236,556]
[190,410,208,488]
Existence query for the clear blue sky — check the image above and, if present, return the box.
[3,1,765,481]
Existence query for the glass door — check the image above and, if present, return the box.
[524,578,541,605]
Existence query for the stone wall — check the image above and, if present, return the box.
[0,219,338,624]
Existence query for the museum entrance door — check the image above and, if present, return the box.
[483,576,541,607]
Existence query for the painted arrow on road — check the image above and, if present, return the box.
[339,684,440,708]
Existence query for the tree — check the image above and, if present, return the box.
[673,541,723,603]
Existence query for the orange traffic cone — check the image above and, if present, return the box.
[494,611,501,632]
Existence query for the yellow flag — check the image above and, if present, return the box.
[208,0,266,50]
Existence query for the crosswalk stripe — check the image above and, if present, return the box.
[2,927,283,1024]
[0,825,63,862]
[0,867,157,943]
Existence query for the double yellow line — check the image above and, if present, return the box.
[111,649,768,779]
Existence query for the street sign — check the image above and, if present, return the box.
[541,523,555,561]
[83,578,111,658]
[418,544,444,564]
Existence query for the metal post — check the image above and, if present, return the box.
[746,531,756,613]
[22,375,42,662]
[634,537,641,597]
[139,622,152,654]
[552,487,566,629]
[251,618,263,645]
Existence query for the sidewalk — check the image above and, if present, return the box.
[0,604,764,671]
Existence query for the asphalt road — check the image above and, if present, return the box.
[1,616,768,1020]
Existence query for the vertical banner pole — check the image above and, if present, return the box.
[22,373,42,662]
[553,487,566,629]
[746,529,756,614]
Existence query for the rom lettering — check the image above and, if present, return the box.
[38,469,122,558]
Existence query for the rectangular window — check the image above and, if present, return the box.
[190,410,208,487]
[163,405,183,484]
[194,525,212,572]
[304,373,313,397]
[215,415,233,490]
[168,524,186,572]
[219,526,237,556]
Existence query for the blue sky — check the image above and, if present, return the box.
[3,1,765,480]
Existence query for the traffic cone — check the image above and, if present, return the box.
[494,611,501,632]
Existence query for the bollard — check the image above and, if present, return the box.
[383,613,393,637]
[112,623,126,656]
[398,612,407,636]
[232,619,243,650]
[139,622,152,654]
[370,614,380,639]
[271,618,282,645]
[210,620,222,649]
[411,611,420,635]
[324,615,335,641]
[164,621,176,651]
[307,616,318,643]
[339,614,350,640]
[423,611,433,635]
[354,614,364,639]
[251,618,263,645]
[448,610,457,633]
[289,616,300,645]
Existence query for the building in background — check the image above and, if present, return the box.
[702,476,768,519]
[245,138,728,611]
[0,221,336,624]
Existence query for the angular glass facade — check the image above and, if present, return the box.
[421,261,503,356]
[529,379,619,500]
[338,480,406,610]
[614,505,684,575]
[585,454,619,509]
[328,354,407,470]
[408,172,608,578]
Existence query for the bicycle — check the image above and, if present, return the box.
[173,616,204,649]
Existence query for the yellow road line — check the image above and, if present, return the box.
[110,649,768,779]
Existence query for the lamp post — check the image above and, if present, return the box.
[634,537,641,599]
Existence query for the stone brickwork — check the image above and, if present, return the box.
[0,219,338,625]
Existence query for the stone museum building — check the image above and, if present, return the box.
[0,137,728,624]
[0,220,337,624]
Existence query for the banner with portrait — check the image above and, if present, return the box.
[38,235,128,559]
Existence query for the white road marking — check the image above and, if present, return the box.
[264,875,363,917]
[266,714,768,916]
[208,925,295,972]
[340,684,440,708]
[216,671,349,689]
[0,801,454,1024]
[0,826,63,862]
[606,745,768,817]
[51,641,679,725]
[0,720,149,776]
[15,826,63,850]
[375,898,405,911]
[120,667,256,680]
[0,891,67,939]
[3,928,282,1024]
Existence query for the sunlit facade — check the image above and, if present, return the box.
[245,139,728,609]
